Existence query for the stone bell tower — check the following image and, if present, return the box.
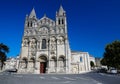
[55,5,71,73]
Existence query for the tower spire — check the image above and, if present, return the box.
[59,5,64,12]
[29,8,36,18]
[58,5,65,16]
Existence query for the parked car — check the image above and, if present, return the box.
[97,68,107,73]
[5,68,18,73]
[110,69,117,74]
[9,68,17,72]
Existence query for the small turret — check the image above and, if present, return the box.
[56,5,67,34]
[24,8,37,28]
[56,5,66,25]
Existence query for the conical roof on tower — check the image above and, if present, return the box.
[29,8,36,18]
[59,5,65,12]
[58,5,65,16]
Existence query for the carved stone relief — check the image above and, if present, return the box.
[51,29,55,34]
[30,38,37,49]
[50,51,55,55]
[56,28,59,34]
[39,27,48,34]
[24,30,28,36]
[22,39,28,47]
[50,44,56,50]
[31,52,36,57]
[60,28,64,33]
[37,41,40,49]
[58,37,64,44]
[50,37,56,43]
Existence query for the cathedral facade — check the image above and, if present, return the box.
[18,6,91,74]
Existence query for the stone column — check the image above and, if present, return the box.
[47,40,50,73]
[56,38,58,73]
[65,38,68,73]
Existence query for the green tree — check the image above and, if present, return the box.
[101,58,107,66]
[101,40,120,69]
[0,43,9,70]
[90,61,95,68]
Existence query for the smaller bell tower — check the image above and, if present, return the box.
[24,8,37,30]
[56,5,67,34]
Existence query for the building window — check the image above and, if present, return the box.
[30,22,32,27]
[27,22,29,27]
[58,19,60,25]
[41,39,47,49]
[62,19,64,24]
[80,57,82,62]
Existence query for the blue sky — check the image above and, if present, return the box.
[0,0,120,58]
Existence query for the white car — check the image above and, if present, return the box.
[110,69,117,74]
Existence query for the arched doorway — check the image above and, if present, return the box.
[50,56,57,72]
[39,56,47,73]
[30,57,35,68]
[22,57,28,69]
[58,56,65,72]
[58,56,65,68]
[51,56,56,67]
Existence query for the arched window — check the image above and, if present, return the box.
[27,22,29,27]
[62,19,64,24]
[41,39,47,49]
[31,22,32,27]
[80,57,82,62]
[58,19,61,25]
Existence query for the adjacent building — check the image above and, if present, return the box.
[95,57,102,68]
[5,57,19,70]
[71,51,91,74]
[89,56,96,65]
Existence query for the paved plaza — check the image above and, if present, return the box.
[0,72,120,84]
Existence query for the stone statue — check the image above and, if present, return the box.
[30,39,36,49]
[23,39,28,46]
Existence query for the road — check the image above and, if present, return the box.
[84,72,120,84]
[0,72,120,84]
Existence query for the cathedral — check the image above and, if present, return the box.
[18,6,91,74]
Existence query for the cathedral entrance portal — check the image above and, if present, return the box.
[40,62,47,73]
[39,56,47,73]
